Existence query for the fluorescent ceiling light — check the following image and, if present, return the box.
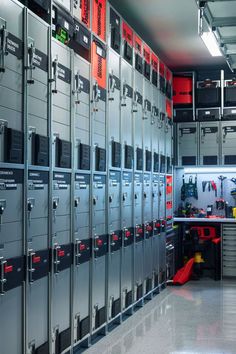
[201,30,222,57]
[184,167,235,174]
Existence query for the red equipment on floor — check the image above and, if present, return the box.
[173,258,194,285]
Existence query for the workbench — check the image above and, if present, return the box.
[174,218,236,278]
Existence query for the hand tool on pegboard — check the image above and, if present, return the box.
[216,176,227,210]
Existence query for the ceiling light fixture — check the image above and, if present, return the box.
[200,30,222,57]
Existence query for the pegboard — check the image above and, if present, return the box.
[174,168,236,216]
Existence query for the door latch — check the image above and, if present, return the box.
[0,22,8,73]
[27,40,35,84]
[50,57,58,94]
[28,249,36,284]
[0,199,6,226]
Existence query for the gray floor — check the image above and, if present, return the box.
[82,280,236,354]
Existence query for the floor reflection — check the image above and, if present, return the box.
[80,280,236,354]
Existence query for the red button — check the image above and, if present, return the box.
[33,256,41,264]
[113,234,119,241]
[58,250,65,257]
[4,264,13,273]
[79,244,86,251]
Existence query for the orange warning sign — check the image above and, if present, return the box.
[92,38,106,89]
[92,0,106,41]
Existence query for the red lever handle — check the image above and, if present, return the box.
[58,250,65,257]
[4,264,13,273]
[33,256,41,264]
[79,244,86,251]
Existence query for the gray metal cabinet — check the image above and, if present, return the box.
[177,122,198,166]
[107,170,122,320]
[91,174,107,332]
[51,172,72,354]
[0,168,24,354]
[107,48,121,169]
[27,11,50,166]
[199,121,220,165]
[27,170,49,353]
[221,121,236,165]
[152,174,160,287]
[73,53,91,170]
[51,39,72,169]
[121,58,133,167]
[222,224,236,277]
[0,2,24,354]
[0,0,24,165]
[121,171,134,310]
[143,173,154,294]
[133,172,144,301]
[73,173,91,342]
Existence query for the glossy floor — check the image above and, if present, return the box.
[80,280,236,354]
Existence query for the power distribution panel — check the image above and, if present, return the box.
[73,0,90,28]
[31,133,49,166]
[4,127,24,164]
[110,8,121,53]
[151,53,158,87]
[159,61,165,94]
[136,148,143,170]
[55,138,71,168]
[125,145,133,169]
[222,122,236,165]
[177,123,197,166]
[199,122,219,165]
[72,21,91,58]
[112,141,121,167]
[145,150,152,171]
[52,4,74,44]
[79,143,90,170]
[95,147,106,171]
[92,0,106,42]
[122,21,133,65]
